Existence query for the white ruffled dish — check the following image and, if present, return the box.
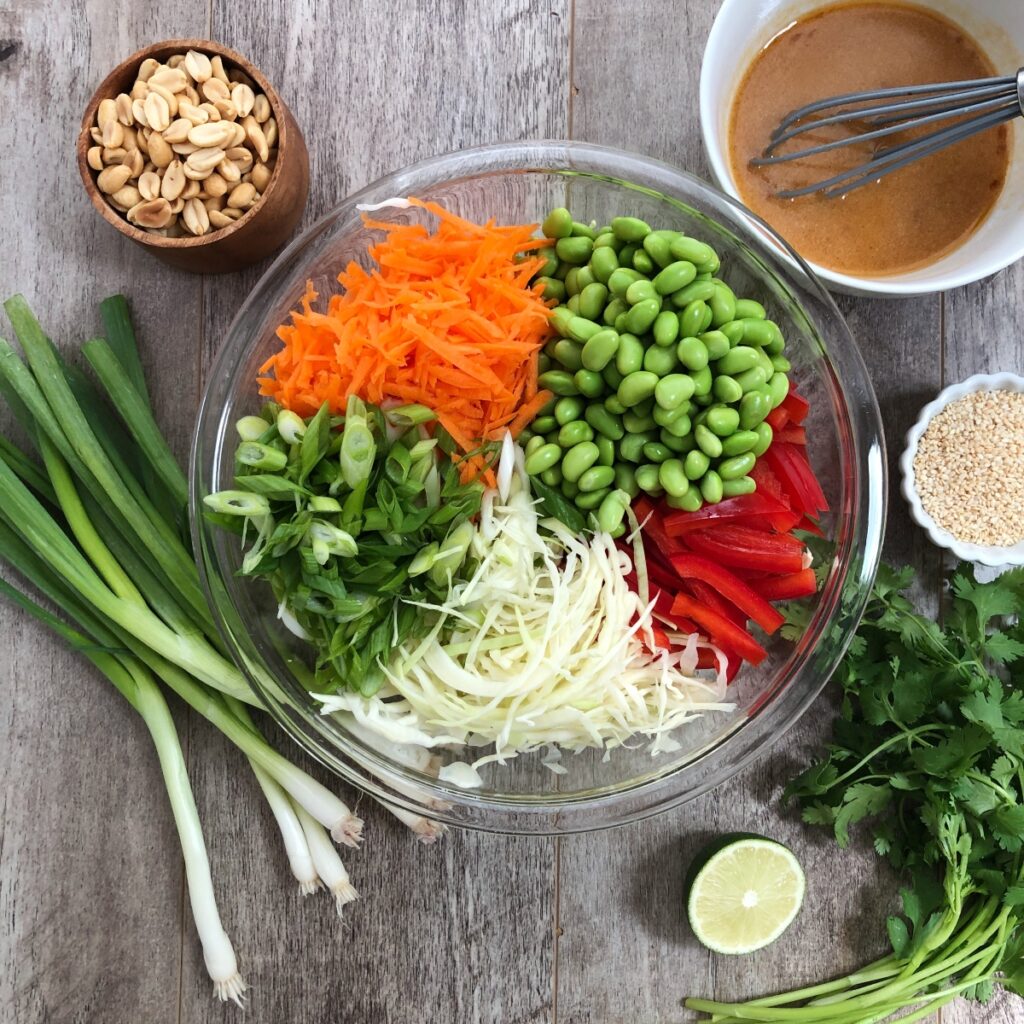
[901,373,1024,567]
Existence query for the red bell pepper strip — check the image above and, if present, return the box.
[797,515,825,538]
[670,554,785,635]
[685,577,746,626]
[686,525,807,574]
[634,500,688,559]
[781,390,810,425]
[750,568,818,601]
[669,592,768,666]
[765,406,790,431]
[775,425,807,446]
[663,492,799,536]
[763,442,829,516]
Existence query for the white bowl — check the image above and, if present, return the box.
[901,373,1024,566]
[700,0,1024,297]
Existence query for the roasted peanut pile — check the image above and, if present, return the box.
[913,389,1024,548]
[87,50,278,236]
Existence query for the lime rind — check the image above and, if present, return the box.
[686,837,805,955]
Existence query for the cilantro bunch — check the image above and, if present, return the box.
[688,564,1024,1022]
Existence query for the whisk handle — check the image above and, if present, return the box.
[1017,68,1024,117]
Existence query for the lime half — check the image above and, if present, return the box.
[686,834,805,955]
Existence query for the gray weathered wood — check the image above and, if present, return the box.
[0,2,206,1022]
[2,1,1022,1022]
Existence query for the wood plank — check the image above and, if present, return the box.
[559,2,947,1021]
[936,263,1024,1024]
[0,2,206,1022]
[178,1,570,1020]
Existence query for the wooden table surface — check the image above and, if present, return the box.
[2,1,1022,1022]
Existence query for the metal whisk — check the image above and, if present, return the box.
[754,68,1024,198]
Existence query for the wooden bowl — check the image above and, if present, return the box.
[77,39,309,274]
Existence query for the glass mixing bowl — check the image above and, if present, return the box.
[191,140,886,835]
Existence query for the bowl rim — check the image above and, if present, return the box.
[901,372,1024,566]
[698,0,1024,298]
[190,139,887,833]
[76,37,292,250]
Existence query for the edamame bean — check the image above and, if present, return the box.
[699,304,714,332]
[596,490,629,532]
[634,463,662,493]
[721,430,759,456]
[709,283,737,326]
[713,374,744,404]
[676,335,709,371]
[617,370,659,408]
[558,420,594,447]
[741,318,780,349]
[706,405,741,437]
[593,231,618,249]
[658,458,689,497]
[555,236,593,264]
[576,486,611,509]
[524,442,562,475]
[624,297,661,334]
[542,207,573,238]
[752,421,773,456]
[574,266,595,293]
[768,372,790,409]
[739,389,772,429]
[643,441,672,463]
[642,232,674,269]
[719,320,746,345]
[618,243,637,267]
[632,250,654,275]
[538,354,551,373]
[653,310,680,347]
[536,276,566,302]
[578,282,608,321]
[671,279,716,306]
[574,369,605,397]
[770,354,792,373]
[578,465,616,492]
[566,295,580,314]
[700,330,731,361]
[590,246,619,284]
[581,328,621,371]
[653,400,689,426]
[719,452,756,480]
[585,404,624,439]
[537,371,579,396]
[604,394,627,415]
[625,279,658,306]
[570,220,597,238]
[669,236,715,266]
[654,373,695,410]
[679,299,708,338]
[722,476,756,497]
[612,464,639,499]
[669,484,703,512]
[608,267,644,297]
[618,432,654,463]
[700,469,724,504]
[553,339,584,372]
[753,345,775,379]
[554,396,585,424]
[695,424,723,458]
[734,298,766,320]
[525,434,546,458]
[611,216,651,242]
[661,413,693,439]
[550,306,574,337]
[643,345,677,376]
[735,366,769,393]
[566,316,602,343]
[622,409,656,433]
[716,345,760,375]
[564,267,582,296]
[614,312,629,332]
[519,427,534,443]
[684,449,710,480]
[696,251,720,274]
[660,430,690,452]
[595,435,616,467]
[653,260,697,296]
[615,334,645,376]
[562,479,579,499]
[531,415,557,434]
[540,465,563,487]
[561,441,601,482]
[603,297,628,326]
[691,365,713,396]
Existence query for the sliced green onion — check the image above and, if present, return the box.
[236,441,288,472]
[204,490,272,517]
[385,403,436,427]
[276,408,306,445]
[236,415,270,441]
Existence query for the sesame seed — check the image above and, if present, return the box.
[913,389,1024,548]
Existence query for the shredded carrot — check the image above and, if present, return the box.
[258,198,555,479]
